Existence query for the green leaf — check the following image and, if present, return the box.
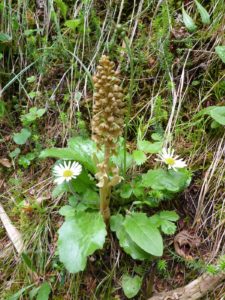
[120,183,133,199]
[142,169,191,192]
[58,212,106,273]
[59,205,75,217]
[160,220,177,235]
[0,100,6,119]
[40,148,79,160]
[0,33,12,43]
[68,136,97,173]
[9,148,21,159]
[21,253,37,272]
[124,213,163,257]
[194,0,210,25]
[133,150,147,165]
[121,274,142,299]
[149,211,179,235]
[21,107,46,126]
[210,106,225,125]
[36,282,51,300]
[159,211,179,221]
[110,214,151,260]
[182,6,197,32]
[215,46,225,64]
[138,140,163,154]
[13,128,31,145]
[151,133,163,141]
[8,285,34,300]
[64,19,81,30]
[54,0,68,19]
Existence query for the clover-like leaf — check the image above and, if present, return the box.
[13,128,31,145]
[121,274,142,299]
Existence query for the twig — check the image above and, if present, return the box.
[0,202,24,254]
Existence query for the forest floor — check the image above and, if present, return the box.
[0,0,225,299]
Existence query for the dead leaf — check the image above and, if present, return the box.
[174,230,201,260]
[0,158,11,168]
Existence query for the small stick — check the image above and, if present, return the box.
[0,202,24,254]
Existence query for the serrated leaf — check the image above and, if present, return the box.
[142,168,191,192]
[64,19,81,30]
[110,214,151,260]
[121,274,142,299]
[132,150,147,165]
[160,220,177,235]
[210,106,225,125]
[159,211,179,221]
[36,282,51,300]
[215,46,225,64]
[182,6,197,32]
[58,212,106,273]
[0,33,12,43]
[138,140,163,154]
[194,0,210,25]
[54,0,68,19]
[59,205,75,217]
[13,128,31,145]
[124,213,163,257]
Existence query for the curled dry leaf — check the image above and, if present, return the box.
[0,158,11,168]
[174,230,201,260]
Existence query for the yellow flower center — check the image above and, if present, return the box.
[165,157,175,166]
[63,170,73,178]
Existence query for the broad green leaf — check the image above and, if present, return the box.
[0,33,12,43]
[159,211,179,221]
[142,169,191,192]
[9,148,21,159]
[210,107,225,125]
[120,183,133,199]
[124,213,163,256]
[215,46,225,64]
[110,214,151,260]
[138,140,163,154]
[70,170,95,193]
[182,6,197,32]
[59,205,75,217]
[64,19,81,30]
[40,148,77,160]
[58,212,106,273]
[36,282,51,300]
[194,0,210,25]
[54,0,68,19]
[151,133,163,141]
[121,274,142,299]
[132,150,147,165]
[68,136,97,173]
[13,128,31,145]
[80,188,99,209]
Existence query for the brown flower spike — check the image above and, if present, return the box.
[92,55,125,223]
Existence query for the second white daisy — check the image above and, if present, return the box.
[155,148,187,171]
[53,161,82,185]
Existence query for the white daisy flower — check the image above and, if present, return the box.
[155,148,187,171]
[53,161,82,185]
